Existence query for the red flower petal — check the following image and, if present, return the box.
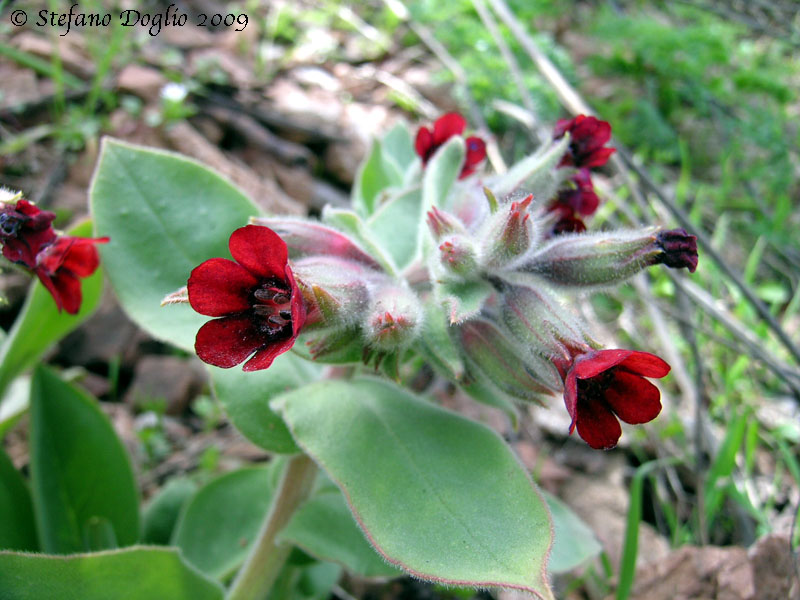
[415,126,434,162]
[229,225,288,280]
[188,257,259,317]
[51,271,83,315]
[575,394,622,450]
[605,371,662,424]
[58,237,107,277]
[572,349,633,379]
[243,335,296,372]
[195,316,264,368]
[583,147,616,168]
[618,351,671,378]
[432,113,466,146]
[34,269,64,312]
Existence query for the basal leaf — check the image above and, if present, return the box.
[279,486,400,578]
[0,547,223,600]
[0,446,38,551]
[29,366,139,554]
[544,491,602,574]
[89,138,259,352]
[172,466,275,580]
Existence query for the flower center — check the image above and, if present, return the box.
[577,370,616,404]
[0,212,23,238]
[252,280,293,333]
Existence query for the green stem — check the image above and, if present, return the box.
[226,453,317,600]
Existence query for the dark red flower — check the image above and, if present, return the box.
[554,115,616,168]
[558,349,670,449]
[655,228,698,273]
[415,112,486,179]
[188,225,306,372]
[1,199,57,269]
[34,235,109,314]
[551,214,586,235]
[553,168,599,217]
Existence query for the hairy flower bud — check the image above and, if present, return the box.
[363,285,422,351]
[522,228,698,288]
[438,236,478,277]
[458,319,562,402]
[499,278,595,360]
[481,195,537,269]
[291,256,374,329]
[252,217,383,270]
[426,207,465,241]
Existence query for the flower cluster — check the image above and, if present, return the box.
[184,113,699,450]
[546,115,615,234]
[0,195,108,314]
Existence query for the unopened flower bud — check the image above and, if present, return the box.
[438,235,478,277]
[426,207,465,241]
[655,228,698,272]
[291,256,373,328]
[458,319,562,402]
[305,327,363,363]
[522,227,697,288]
[252,217,383,270]
[499,279,595,360]
[481,194,537,269]
[364,285,422,351]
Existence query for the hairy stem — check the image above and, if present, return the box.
[226,453,317,600]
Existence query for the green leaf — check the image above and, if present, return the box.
[416,301,464,381]
[0,221,103,400]
[267,561,342,600]
[209,351,322,454]
[0,447,38,551]
[0,547,224,600]
[381,122,417,172]
[458,377,519,428]
[279,487,401,578]
[367,187,422,269]
[352,141,400,216]
[487,135,570,200]
[89,138,259,352]
[321,207,397,275]
[172,466,275,580]
[544,491,601,574]
[271,378,555,597]
[29,366,139,554]
[422,137,465,214]
[436,279,493,324]
[142,477,198,545]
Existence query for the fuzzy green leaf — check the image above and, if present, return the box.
[0,446,37,551]
[271,378,554,597]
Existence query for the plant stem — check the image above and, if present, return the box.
[226,453,317,600]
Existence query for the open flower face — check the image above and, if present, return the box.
[554,115,616,169]
[561,349,670,449]
[415,112,487,179]
[0,199,57,269]
[34,235,109,314]
[188,225,306,372]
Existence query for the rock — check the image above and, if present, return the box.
[749,534,800,600]
[116,65,168,103]
[163,121,301,215]
[124,355,205,416]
